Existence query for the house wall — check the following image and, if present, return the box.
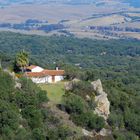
[31,76,52,84]
[30,75,64,84]
[48,76,53,83]
[55,76,64,82]
[31,76,48,84]
[31,66,44,72]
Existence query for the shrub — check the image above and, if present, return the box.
[62,93,88,114]
[108,113,124,128]
[71,111,105,131]
[113,130,138,140]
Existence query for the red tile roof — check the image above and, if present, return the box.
[43,70,64,76]
[25,72,45,77]
[25,69,64,77]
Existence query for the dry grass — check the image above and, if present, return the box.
[0,3,140,39]
[68,15,127,27]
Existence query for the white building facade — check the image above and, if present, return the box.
[25,65,64,84]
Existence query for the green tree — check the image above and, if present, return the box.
[15,50,29,72]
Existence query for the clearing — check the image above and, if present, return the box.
[39,81,65,104]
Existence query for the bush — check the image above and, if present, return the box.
[46,125,74,140]
[124,110,140,136]
[0,100,19,133]
[108,113,124,128]
[32,128,45,140]
[69,81,94,98]
[71,111,105,131]
[113,130,138,140]
[22,106,43,129]
[62,93,88,114]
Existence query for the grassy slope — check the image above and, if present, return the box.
[39,82,65,104]
[39,82,84,137]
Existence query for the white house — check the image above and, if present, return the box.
[25,65,64,84]
[26,65,44,72]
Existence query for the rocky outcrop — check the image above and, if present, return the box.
[65,78,80,91]
[91,79,110,120]
[65,79,110,120]
[99,128,112,136]
[82,129,93,137]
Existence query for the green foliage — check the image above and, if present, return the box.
[15,50,29,72]
[62,87,105,131]
[0,100,19,133]
[105,79,140,137]
[14,78,48,108]
[22,106,43,129]
[71,111,105,131]
[0,32,140,70]
[113,130,138,140]
[69,81,94,97]
[0,70,15,100]
[0,70,48,140]
[63,93,88,114]
[124,110,140,136]
[32,128,46,140]
[0,32,140,139]
[46,125,74,140]
[108,113,124,128]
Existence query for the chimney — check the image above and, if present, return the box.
[56,67,59,71]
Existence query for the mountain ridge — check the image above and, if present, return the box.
[0,0,140,7]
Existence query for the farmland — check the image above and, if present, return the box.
[0,1,140,39]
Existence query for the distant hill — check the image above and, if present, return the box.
[122,0,140,8]
[0,0,140,7]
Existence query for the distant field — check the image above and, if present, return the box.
[0,3,132,24]
[67,15,127,27]
[0,3,140,39]
[39,82,65,104]
[0,4,98,23]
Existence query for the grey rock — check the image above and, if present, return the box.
[91,79,110,120]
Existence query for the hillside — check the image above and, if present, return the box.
[0,1,140,139]
[0,68,112,139]
[0,32,140,69]
[0,70,49,139]
[0,31,140,139]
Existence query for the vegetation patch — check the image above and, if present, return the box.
[39,82,65,104]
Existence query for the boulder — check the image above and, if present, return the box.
[15,81,22,89]
[99,128,112,136]
[65,82,73,91]
[82,129,93,137]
